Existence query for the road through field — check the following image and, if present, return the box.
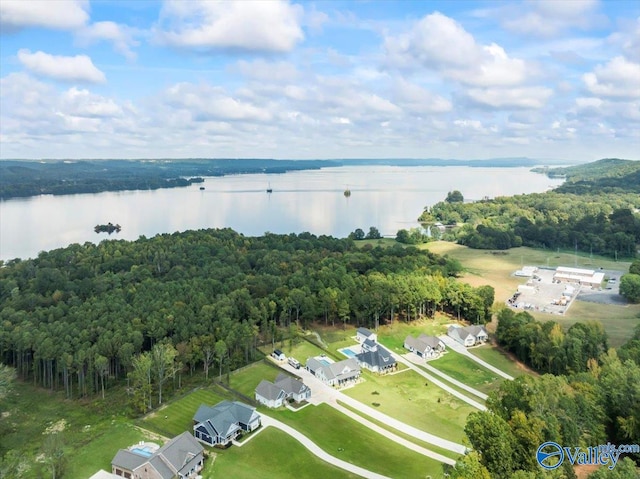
[261,414,393,479]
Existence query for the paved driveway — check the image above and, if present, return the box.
[276,360,468,455]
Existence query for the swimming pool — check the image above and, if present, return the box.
[341,348,357,358]
[318,359,331,366]
[131,447,154,458]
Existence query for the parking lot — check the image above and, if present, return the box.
[507,267,626,315]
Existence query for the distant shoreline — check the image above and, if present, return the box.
[0,157,570,200]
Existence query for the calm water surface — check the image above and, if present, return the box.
[0,166,563,261]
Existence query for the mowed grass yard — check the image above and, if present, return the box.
[343,369,474,444]
[207,427,359,479]
[427,350,505,394]
[469,344,534,378]
[228,360,284,397]
[423,242,639,346]
[143,387,233,438]
[268,403,446,479]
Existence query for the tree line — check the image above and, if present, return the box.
[450,307,640,478]
[420,159,640,257]
[0,228,494,405]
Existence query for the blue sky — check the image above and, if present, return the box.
[1,0,638,160]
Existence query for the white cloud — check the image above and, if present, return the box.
[155,0,304,53]
[234,59,299,83]
[607,17,640,63]
[17,49,106,83]
[0,0,88,32]
[464,86,553,109]
[502,0,603,38]
[383,12,533,89]
[392,78,452,113]
[383,12,478,69]
[61,88,124,118]
[76,21,140,60]
[583,56,640,99]
[164,82,273,122]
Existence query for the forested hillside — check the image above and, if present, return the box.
[0,229,495,406]
[421,159,640,256]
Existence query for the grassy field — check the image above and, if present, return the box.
[376,315,451,352]
[0,381,156,479]
[207,427,359,479]
[143,387,233,438]
[468,344,533,378]
[268,404,446,479]
[423,242,639,346]
[342,369,474,443]
[428,350,505,394]
[228,361,283,398]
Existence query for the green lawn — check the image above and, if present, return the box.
[268,404,446,479]
[207,427,359,479]
[143,387,233,438]
[428,350,505,394]
[342,369,474,443]
[376,315,451,352]
[66,421,153,479]
[468,344,532,378]
[0,381,156,479]
[228,361,283,398]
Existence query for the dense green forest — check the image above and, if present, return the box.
[0,229,497,412]
[420,159,640,257]
[452,308,640,479]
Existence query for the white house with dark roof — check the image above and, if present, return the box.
[356,327,377,343]
[193,400,261,447]
[111,432,204,479]
[355,342,396,374]
[404,334,446,359]
[306,357,361,387]
[255,373,311,408]
[447,325,488,347]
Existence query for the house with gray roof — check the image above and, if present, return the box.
[193,400,261,447]
[306,357,361,387]
[356,342,396,374]
[111,432,204,479]
[356,327,377,343]
[404,334,446,359]
[255,373,311,408]
[447,325,488,347]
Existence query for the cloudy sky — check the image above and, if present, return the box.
[1,0,638,161]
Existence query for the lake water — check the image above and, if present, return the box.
[0,166,564,261]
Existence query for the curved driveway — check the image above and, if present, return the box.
[261,414,393,479]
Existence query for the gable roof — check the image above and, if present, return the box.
[417,334,443,349]
[256,379,286,401]
[112,450,147,471]
[357,327,374,337]
[357,345,396,369]
[155,431,203,474]
[194,400,258,436]
[274,373,308,395]
[466,325,487,337]
[362,338,377,350]
[112,432,203,479]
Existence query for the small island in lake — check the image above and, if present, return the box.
[94,222,121,234]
